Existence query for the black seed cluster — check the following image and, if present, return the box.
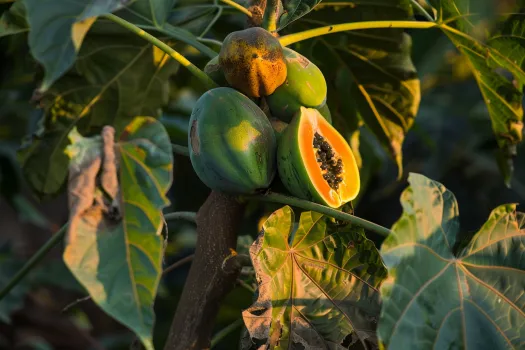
[313,132,343,190]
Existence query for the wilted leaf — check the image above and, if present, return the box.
[63,117,173,350]
[278,0,323,30]
[22,0,130,91]
[0,1,28,37]
[243,206,386,349]
[18,26,178,198]
[287,0,419,177]
[378,173,525,349]
[429,0,525,185]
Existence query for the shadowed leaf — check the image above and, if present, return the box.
[243,206,386,349]
[0,1,28,37]
[278,0,323,30]
[429,0,525,185]
[63,117,172,350]
[18,25,178,198]
[378,173,525,349]
[22,0,129,91]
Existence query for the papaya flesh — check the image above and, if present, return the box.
[189,87,277,194]
[204,56,229,87]
[267,48,327,122]
[219,27,287,98]
[277,107,360,208]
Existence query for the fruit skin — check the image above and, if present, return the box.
[189,87,277,194]
[219,27,287,98]
[270,117,288,142]
[277,107,359,207]
[267,48,327,122]
[203,56,229,87]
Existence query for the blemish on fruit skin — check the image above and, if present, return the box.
[190,120,200,155]
[226,120,261,151]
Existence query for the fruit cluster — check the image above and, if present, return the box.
[189,27,360,208]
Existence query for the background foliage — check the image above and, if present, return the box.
[0,0,523,349]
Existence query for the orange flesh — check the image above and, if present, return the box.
[298,108,360,207]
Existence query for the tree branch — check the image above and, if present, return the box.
[163,191,246,349]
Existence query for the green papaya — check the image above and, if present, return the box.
[219,27,287,98]
[189,87,277,194]
[203,56,229,87]
[267,48,327,122]
[277,107,359,208]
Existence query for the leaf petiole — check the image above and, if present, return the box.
[262,0,280,32]
[279,20,437,46]
[102,14,218,90]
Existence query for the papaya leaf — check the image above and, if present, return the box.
[118,1,217,58]
[22,0,130,91]
[287,0,419,177]
[378,173,525,349]
[278,0,323,30]
[0,1,28,37]
[429,0,525,185]
[63,117,172,350]
[242,206,387,349]
[18,26,179,198]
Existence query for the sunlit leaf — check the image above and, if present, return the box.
[287,0,419,176]
[18,26,179,198]
[63,117,172,350]
[429,0,525,185]
[378,173,525,349]
[22,0,129,91]
[242,206,386,349]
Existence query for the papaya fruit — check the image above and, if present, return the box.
[189,87,277,194]
[219,27,287,98]
[203,56,229,87]
[267,48,327,122]
[277,107,359,208]
[270,117,288,142]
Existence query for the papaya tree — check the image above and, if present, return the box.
[0,0,523,349]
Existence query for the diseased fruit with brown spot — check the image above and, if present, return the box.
[219,27,287,97]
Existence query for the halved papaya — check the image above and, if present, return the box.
[277,107,360,208]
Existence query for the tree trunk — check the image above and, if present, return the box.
[163,191,245,350]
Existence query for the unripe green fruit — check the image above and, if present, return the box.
[267,48,327,122]
[189,87,277,194]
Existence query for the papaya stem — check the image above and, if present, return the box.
[165,211,197,223]
[220,0,253,17]
[171,144,190,157]
[262,0,280,33]
[103,14,218,90]
[0,224,68,302]
[248,192,392,237]
[279,20,437,46]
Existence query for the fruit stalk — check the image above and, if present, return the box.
[249,192,392,237]
[262,0,280,32]
[103,14,218,90]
